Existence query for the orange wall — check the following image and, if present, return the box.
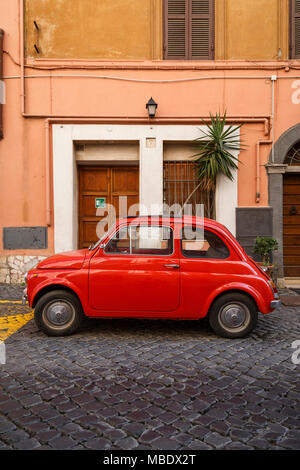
[25,0,163,60]
[25,0,289,61]
[0,0,300,256]
[215,0,289,60]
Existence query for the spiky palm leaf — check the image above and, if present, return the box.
[192,111,245,190]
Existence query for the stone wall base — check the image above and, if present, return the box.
[0,256,47,284]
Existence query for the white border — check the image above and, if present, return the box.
[53,124,238,253]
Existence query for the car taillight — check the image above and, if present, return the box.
[268,279,279,299]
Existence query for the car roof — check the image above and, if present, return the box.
[118,215,224,230]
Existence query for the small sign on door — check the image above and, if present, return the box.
[95,197,106,208]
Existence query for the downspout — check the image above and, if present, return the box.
[270,75,277,163]
[19,0,25,115]
[45,119,51,227]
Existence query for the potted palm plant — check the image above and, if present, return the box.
[254,236,278,276]
[182,111,245,217]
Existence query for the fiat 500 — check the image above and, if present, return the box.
[23,216,280,339]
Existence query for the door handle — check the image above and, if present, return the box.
[164,264,180,268]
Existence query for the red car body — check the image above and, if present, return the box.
[25,216,279,325]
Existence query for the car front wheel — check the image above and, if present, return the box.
[208,293,258,339]
[34,290,83,336]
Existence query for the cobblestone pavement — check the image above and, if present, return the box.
[0,284,299,450]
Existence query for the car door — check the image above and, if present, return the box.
[88,222,180,314]
[179,224,233,317]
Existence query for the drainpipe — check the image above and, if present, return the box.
[19,0,25,115]
[270,75,277,163]
[45,119,51,226]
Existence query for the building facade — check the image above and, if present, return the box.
[0,0,300,285]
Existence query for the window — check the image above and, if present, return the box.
[163,161,215,218]
[105,225,173,256]
[290,0,300,58]
[163,0,214,60]
[181,226,230,259]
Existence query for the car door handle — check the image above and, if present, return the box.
[164,264,180,269]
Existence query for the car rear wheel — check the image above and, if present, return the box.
[34,290,83,336]
[208,293,258,338]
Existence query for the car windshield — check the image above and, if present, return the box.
[88,230,109,251]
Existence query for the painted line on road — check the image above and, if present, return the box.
[0,313,34,342]
[0,300,24,304]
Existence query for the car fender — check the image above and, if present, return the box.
[202,282,267,317]
[30,277,85,309]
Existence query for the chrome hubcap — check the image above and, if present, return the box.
[219,303,250,330]
[44,300,74,327]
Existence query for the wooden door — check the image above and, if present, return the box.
[78,166,139,249]
[283,173,300,277]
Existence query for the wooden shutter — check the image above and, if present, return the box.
[164,0,188,59]
[164,0,214,60]
[291,0,300,58]
[190,0,213,59]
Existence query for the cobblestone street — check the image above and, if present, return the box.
[0,285,299,450]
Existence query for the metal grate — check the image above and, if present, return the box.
[285,142,300,165]
[163,161,215,218]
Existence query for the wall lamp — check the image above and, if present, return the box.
[146,97,158,118]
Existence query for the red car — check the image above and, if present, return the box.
[23,216,280,339]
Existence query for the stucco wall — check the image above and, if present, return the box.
[215,0,289,60]
[25,0,289,61]
[25,0,163,60]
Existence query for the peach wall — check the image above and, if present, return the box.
[1,0,300,257]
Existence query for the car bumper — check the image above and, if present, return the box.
[22,288,28,305]
[270,299,281,309]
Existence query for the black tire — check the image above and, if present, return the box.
[208,293,258,339]
[34,290,83,337]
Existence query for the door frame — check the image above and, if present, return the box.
[52,124,239,254]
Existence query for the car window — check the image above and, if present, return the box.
[105,225,173,256]
[181,226,230,259]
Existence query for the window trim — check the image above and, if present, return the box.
[180,226,230,260]
[103,224,175,257]
[163,0,215,60]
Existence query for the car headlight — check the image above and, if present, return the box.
[24,271,28,284]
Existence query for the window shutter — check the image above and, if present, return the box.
[190,0,212,59]
[164,0,188,59]
[164,0,214,60]
[291,0,300,58]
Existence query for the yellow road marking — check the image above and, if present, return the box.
[0,300,24,304]
[0,313,33,342]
